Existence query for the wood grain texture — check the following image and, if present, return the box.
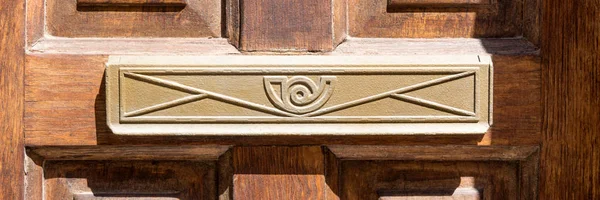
[328,145,538,161]
[348,0,522,38]
[28,38,239,55]
[233,146,326,199]
[28,145,230,160]
[325,148,340,200]
[341,161,520,200]
[218,150,233,200]
[77,0,187,7]
[332,0,347,47]
[523,0,541,46]
[488,55,541,145]
[0,0,25,198]
[43,160,216,199]
[46,0,221,37]
[25,152,44,200]
[226,0,240,47]
[26,0,44,46]
[24,55,107,146]
[540,0,600,198]
[237,0,335,51]
[388,0,491,7]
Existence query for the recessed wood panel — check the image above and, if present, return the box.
[341,161,519,200]
[348,0,524,38]
[43,160,216,199]
[46,0,221,37]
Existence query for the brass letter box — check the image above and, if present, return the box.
[106,56,492,135]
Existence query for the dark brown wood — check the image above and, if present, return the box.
[234,0,345,51]
[519,152,539,200]
[488,55,541,145]
[328,145,538,161]
[332,146,538,199]
[523,0,541,46]
[218,150,233,200]
[28,145,230,160]
[341,161,520,200]
[0,0,25,198]
[540,0,600,198]
[45,0,221,37]
[43,160,215,199]
[324,148,340,200]
[388,0,491,7]
[233,146,327,199]
[348,0,525,38]
[77,0,187,7]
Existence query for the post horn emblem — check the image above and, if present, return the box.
[264,76,336,114]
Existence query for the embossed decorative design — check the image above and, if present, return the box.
[120,72,476,119]
[106,55,492,135]
[264,76,336,114]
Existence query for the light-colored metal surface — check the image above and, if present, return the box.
[106,55,492,135]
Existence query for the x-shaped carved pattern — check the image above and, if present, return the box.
[122,72,476,118]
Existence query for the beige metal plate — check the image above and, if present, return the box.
[106,56,492,135]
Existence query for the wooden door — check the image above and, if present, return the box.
[1,0,599,199]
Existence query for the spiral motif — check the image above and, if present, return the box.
[264,76,336,114]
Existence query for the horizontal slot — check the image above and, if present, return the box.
[77,0,187,7]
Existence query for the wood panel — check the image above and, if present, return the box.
[25,146,229,199]
[0,0,25,198]
[43,160,216,199]
[540,0,600,198]
[330,146,538,199]
[341,161,519,200]
[348,0,524,38]
[44,0,221,37]
[233,0,345,51]
[232,146,328,199]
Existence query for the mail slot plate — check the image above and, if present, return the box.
[106,56,492,136]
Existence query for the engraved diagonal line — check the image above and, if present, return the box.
[390,94,476,116]
[302,71,475,117]
[124,94,208,117]
[123,72,298,117]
